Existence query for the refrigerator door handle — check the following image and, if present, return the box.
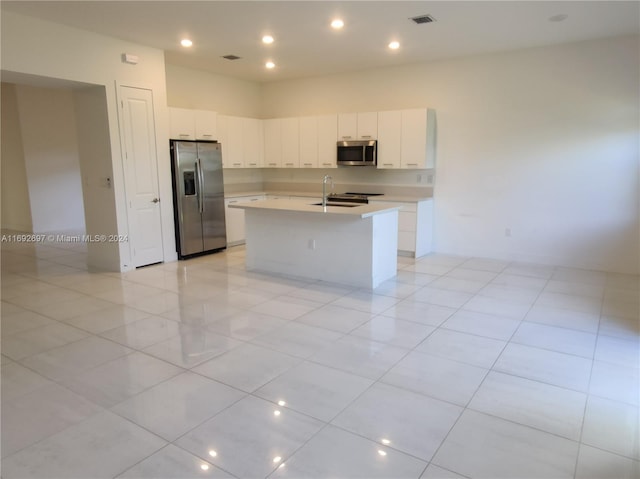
[194,161,202,214]
[197,158,205,214]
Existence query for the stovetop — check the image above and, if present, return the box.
[327,192,384,203]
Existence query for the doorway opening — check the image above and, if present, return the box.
[1,71,120,271]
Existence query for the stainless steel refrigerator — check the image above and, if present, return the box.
[170,140,226,259]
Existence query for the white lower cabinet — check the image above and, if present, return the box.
[224,195,265,245]
[369,199,433,257]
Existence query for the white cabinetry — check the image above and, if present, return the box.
[218,115,243,168]
[224,195,266,245]
[264,118,299,168]
[299,116,318,168]
[194,110,217,140]
[243,118,264,168]
[281,118,300,168]
[218,115,263,168]
[169,108,195,140]
[377,110,402,169]
[337,112,378,140]
[376,108,436,169]
[264,119,282,168]
[318,115,338,168]
[169,107,218,141]
[368,199,433,257]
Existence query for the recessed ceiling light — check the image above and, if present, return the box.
[180,38,193,48]
[549,13,568,22]
[265,61,276,69]
[388,41,400,50]
[331,18,344,29]
[262,35,274,44]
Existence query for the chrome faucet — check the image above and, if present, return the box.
[322,175,333,208]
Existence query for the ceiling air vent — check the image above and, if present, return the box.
[410,14,436,24]
[222,54,242,60]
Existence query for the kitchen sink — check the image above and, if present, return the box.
[311,202,361,208]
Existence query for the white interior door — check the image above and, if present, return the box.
[119,86,163,267]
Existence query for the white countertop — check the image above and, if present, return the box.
[225,191,431,203]
[368,195,432,203]
[228,198,401,218]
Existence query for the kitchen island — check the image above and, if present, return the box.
[229,199,401,288]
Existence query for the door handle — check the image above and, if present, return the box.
[151,198,160,203]
[197,158,205,214]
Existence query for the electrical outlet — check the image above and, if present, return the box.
[505,228,512,237]
[308,239,316,250]
[426,174,434,185]
[417,174,422,183]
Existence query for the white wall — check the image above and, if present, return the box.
[73,86,120,270]
[2,11,175,270]
[13,84,86,234]
[0,83,33,232]
[166,64,262,117]
[260,35,640,274]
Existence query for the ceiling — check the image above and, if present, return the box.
[2,1,638,83]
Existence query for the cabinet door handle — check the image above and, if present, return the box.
[179,134,190,138]
[341,135,352,140]
[360,135,372,139]
[382,163,394,167]
[202,134,213,138]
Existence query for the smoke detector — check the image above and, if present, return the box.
[410,14,436,24]
[222,54,242,60]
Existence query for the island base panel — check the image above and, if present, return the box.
[244,209,398,288]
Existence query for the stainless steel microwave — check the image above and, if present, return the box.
[337,140,377,166]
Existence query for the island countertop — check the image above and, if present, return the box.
[228,198,402,218]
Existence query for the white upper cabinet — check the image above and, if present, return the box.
[218,115,264,168]
[318,114,338,168]
[377,108,436,169]
[169,107,196,140]
[401,108,428,169]
[356,111,378,140]
[263,118,282,168]
[264,117,299,168]
[337,112,378,140]
[376,110,402,169]
[194,110,217,140]
[218,115,244,168]
[337,113,357,140]
[169,108,218,141]
[242,117,264,168]
[299,116,319,168]
[173,108,434,170]
[281,117,300,168]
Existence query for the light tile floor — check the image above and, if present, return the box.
[1,237,639,478]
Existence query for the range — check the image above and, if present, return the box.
[326,192,384,204]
